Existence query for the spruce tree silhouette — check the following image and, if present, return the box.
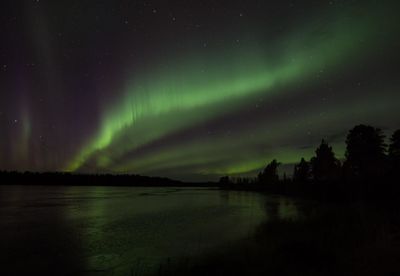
[293,158,311,183]
[310,140,341,182]
[344,124,386,180]
[258,159,280,185]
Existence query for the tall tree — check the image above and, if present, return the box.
[293,158,311,183]
[345,124,386,179]
[258,159,280,184]
[311,140,341,182]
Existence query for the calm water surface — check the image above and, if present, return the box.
[0,186,302,275]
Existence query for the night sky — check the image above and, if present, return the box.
[1,0,399,181]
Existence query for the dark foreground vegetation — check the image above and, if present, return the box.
[220,124,400,201]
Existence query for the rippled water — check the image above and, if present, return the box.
[0,186,302,275]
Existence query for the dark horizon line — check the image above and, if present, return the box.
[0,170,218,186]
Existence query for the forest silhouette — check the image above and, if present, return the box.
[220,124,400,201]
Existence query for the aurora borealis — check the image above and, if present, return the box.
[1,0,399,181]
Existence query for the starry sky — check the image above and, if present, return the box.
[1,0,399,181]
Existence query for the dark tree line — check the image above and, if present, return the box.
[220,125,400,200]
[0,171,186,187]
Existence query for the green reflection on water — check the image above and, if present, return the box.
[0,186,301,275]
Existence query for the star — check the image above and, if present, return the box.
[0,0,397,182]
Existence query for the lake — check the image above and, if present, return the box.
[0,186,303,275]
[0,186,299,275]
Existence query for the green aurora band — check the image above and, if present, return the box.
[65,3,398,179]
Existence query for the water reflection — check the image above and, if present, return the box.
[0,186,303,275]
[0,186,85,275]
